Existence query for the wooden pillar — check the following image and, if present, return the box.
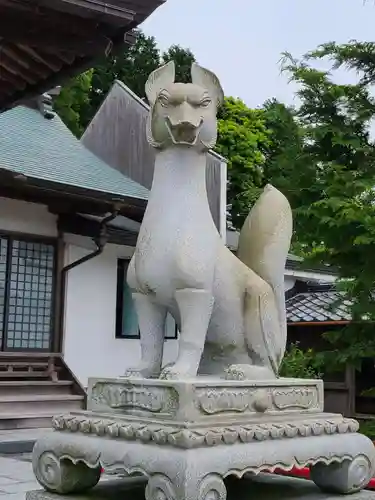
[52,231,65,353]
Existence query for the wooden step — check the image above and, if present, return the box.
[0,352,62,358]
[0,362,50,368]
[0,380,73,395]
[0,362,62,374]
[0,352,85,430]
[0,371,51,378]
[0,394,84,414]
[0,413,56,430]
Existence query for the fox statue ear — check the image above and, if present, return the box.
[145,61,175,106]
[191,62,224,106]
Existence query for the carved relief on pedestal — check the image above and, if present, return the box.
[90,382,179,416]
[195,385,320,416]
[196,389,253,415]
[51,413,360,449]
[272,388,319,411]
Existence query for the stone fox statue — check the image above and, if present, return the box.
[125,61,293,381]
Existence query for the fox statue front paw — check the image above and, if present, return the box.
[159,361,197,380]
[225,364,276,381]
[123,363,161,379]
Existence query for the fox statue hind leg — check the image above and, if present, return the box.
[226,184,293,381]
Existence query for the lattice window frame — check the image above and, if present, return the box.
[0,233,57,351]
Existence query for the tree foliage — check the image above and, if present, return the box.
[88,30,160,116]
[55,31,195,135]
[262,99,309,208]
[215,97,270,229]
[162,45,196,83]
[279,43,375,366]
[280,343,324,379]
[54,70,93,137]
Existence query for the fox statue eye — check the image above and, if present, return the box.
[200,97,212,108]
[158,94,169,107]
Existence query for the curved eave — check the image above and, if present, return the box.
[0,167,147,220]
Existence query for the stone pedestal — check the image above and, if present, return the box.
[26,475,375,500]
[31,377,375,500]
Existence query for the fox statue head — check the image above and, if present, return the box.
[145,61,224,151]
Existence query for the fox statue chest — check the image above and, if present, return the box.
[132,165,220,300]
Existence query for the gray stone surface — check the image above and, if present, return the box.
[26,475,375,500]
[32,426,375,498]
[31,377,375,498]
[0,454,39,500]
[0,428,52,455]
[86,376,324,420]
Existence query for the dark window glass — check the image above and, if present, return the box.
[115,259,178,340]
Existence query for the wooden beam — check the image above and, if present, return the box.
[0,169,146,220]
[0,85,12,96]
[0,180,112,216]
[16,45,63,73]
[1,45,50,79]
[0,9,112,54]
[0,72,17,90]
[38,0,135,23]
[288,321,351,327]
[0,63,27,90]
[0,52,37,84]
[54,51,76,65]
[0,0,135,23]
[57,213,138,246]
[0,19,137,111]
[57,213,103,238]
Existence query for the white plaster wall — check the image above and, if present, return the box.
[0,199,177,387]
[0,198,57,236]
[63,242,179,387]
[284,276,296,292]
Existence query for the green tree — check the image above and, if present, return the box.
[280,45,375,366]
[162,45,196,83]
[215,97,270,229]
[54,31,198,134]
[88,30,160,119]
[54,70,93,137]
[261,99,318,255]
[280,343,324,379]
[214,96,309,234]
[262,100,306,206]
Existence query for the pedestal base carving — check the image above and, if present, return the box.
[31,378,375,499]
[32,451,101,494]
[32,431,375,498]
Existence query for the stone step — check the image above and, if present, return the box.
[0,394,84,414]
[0,380,74,395]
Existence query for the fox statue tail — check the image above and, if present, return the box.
[237,184,293,374]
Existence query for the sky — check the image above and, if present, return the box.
[141,0,375,109]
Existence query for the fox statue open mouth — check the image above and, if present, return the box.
[165,118,203,145]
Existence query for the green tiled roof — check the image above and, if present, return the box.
[0,106,149,201]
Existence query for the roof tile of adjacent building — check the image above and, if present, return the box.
[0,105,149,202]
[286,289,352,323]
